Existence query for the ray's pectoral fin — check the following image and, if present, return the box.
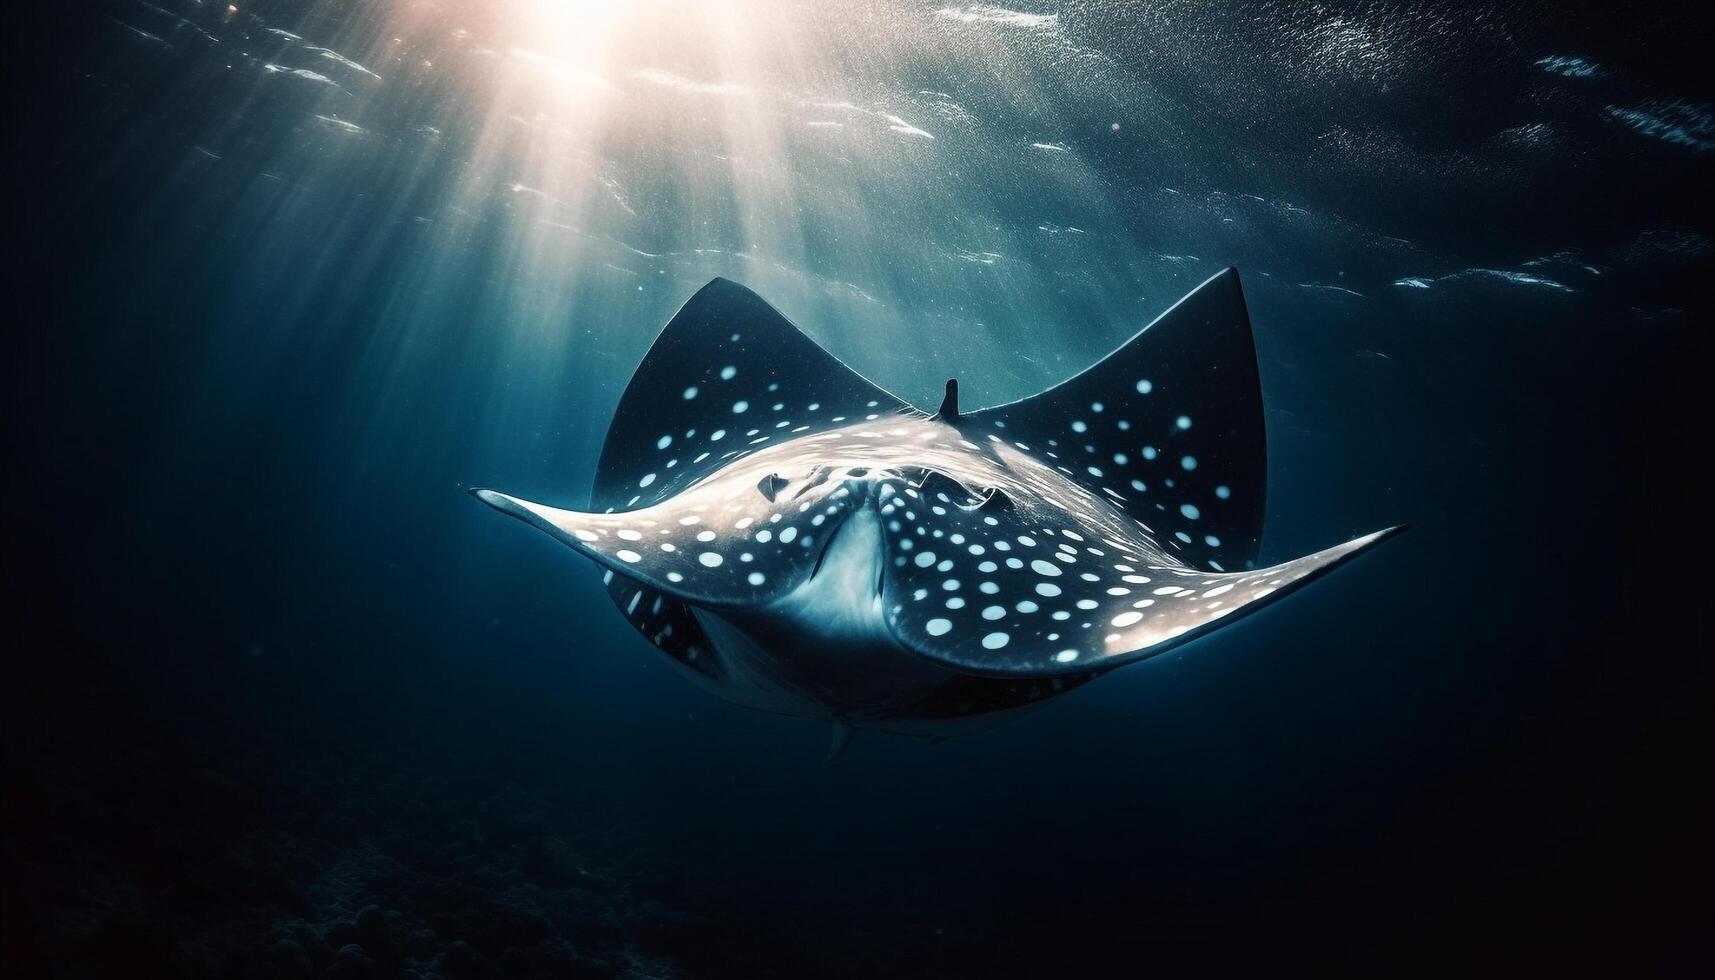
[472,488,741,680]
[469,473,862,612]
[482,276,905,679]
[592,277,912,514]
[964,268,1267,572]
[881,515,1406,678]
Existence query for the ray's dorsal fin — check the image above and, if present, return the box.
[933,378,960,422]
[966,268,1267,572]
[593,278,911,513]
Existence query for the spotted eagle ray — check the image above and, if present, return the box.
[472,270,1403,753]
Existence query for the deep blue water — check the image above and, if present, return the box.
[5,2,1710,977]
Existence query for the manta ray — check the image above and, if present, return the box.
[472,270,1402,753]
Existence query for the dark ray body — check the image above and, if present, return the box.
[473,272,1402,739]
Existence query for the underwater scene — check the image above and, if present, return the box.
[5,1,1709,976]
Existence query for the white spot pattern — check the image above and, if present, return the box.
[507,272,1379,679]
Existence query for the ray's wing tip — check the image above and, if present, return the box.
[691,275,748,299]
[1359,522,1411,547]
[1093,522,1407,674]
[467,488,614,566]
[468,486,512,511]
[468,487,555,529]
[1285,522,1409,583]
[1200,265,1240,289]
[1316,522,1409,563]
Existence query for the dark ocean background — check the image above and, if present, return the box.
[5,1,1710,976]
